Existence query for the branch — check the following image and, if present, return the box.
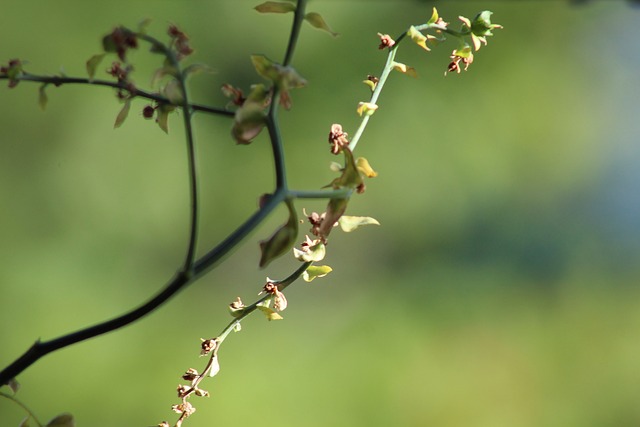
[0,74,235,117]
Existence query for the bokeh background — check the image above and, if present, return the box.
[1,1,640,426]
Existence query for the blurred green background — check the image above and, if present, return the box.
[1,1,640,426]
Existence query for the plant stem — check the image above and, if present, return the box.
[0,392,43,427]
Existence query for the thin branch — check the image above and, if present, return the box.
[0,74,235,117]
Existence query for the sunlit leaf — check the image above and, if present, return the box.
[208,356,220,377]
[338,216,380,232]
[391,61,418,78]
[356,102,378,117]
[46,413,75,427]
[427,7,439,25]
[85,53,105,80]
[356,157,378,178]
[254,1,296,13]
[407,26,430,51]
[302,265,333,282]
[304,12,339,37]
[114,99,131,129]
[257,305,283,321]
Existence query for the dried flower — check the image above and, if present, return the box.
[328,123,349,155]
[182,368,199,382]
[200,338,217,356]
[377,33,395,49]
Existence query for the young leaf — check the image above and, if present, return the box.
[85,53,105,80]
[45,414,74,427]
[356,157,378,178]
[293,240,326,262]
[162,79,184,104]
[303,265,333,282]
[338,216,380,232]
[114,99,131,129]
[254,1,296,13]
[38,84,48,110]
[183,63,215,80]
[304,12,339,37]
[427,7,439,25]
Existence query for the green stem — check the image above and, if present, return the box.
[288,188,352,199]
[0,392,44,427]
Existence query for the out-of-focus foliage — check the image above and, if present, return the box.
[1,2,639,426]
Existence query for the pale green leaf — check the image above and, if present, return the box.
[208,356,220,377]
[304,12,339,37]
[303,265,333,282]
[338,216,380,232]
[114,99,131,129]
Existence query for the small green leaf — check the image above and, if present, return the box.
[114,99,131,129]
[304,12,339,37]
[19,416,31,427]
[257,305,283,321]
[162,79,184,104]
[338,216,380,232]
[303,265,333,282]
[46,414,75,427]
[155,104,175,133]
[38,84,48,111]
[254,1,296,13]
[356,157,378,178]
[85,53,105,80]
[251,55,280,82]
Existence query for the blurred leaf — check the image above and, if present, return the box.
[137,18,152,34]
[303,265,333,282]
[38,84,48,111]
[6,377,20,394]
[162,79,184,104]
[85,53,105,80]
[46,414,74,427]
[338,216,380,232]
[113,99,131,129]
[254,1,296,13]
[183,63,214,80]
[19,417,30,427]
[155,104,175,133]
[304,12,339,37]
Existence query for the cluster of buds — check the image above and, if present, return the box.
[168,24,194,60]
[107,61,135,99]
[328,123,349,154]
[103,26,138,61]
